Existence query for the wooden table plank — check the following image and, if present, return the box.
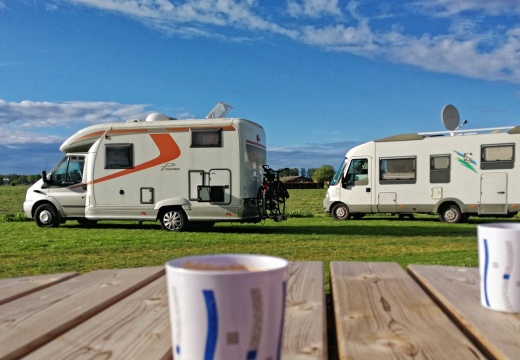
[0,266,164,360]
[408,264,520,360]
[23,275,172,360]
[0,272,79,305]
[283,261,327,359]
[330,262,484,360]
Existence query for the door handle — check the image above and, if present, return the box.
[497,191,505,194]
[366,188,371,193]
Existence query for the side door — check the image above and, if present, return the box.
[480,173,507,214]
[47,155,87,217]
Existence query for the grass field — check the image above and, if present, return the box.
[0,185,513,285]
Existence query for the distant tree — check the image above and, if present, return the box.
[311,165,335,184]
[307,168,316,179]
[27,175,40,184]
[300,168,307,177]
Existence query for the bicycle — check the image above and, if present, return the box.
[257,165,290,222]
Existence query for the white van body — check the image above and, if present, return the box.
[24,115,267,231]
[323,126,520,223]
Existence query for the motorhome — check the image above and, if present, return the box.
[24,106,271,231]
[323,122,520,223]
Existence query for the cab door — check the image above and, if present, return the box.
[341,158,372,212]
[47,155,87,217]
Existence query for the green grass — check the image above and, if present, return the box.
[0,185,507,289]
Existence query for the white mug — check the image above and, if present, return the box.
[478,223,520,312]
[165,254,289,359]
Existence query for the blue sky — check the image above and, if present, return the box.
[2,0,520,174]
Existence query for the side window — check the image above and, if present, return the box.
[343,159,368,187]
[191,128,222,147]
[379,157,416,184]
[50,156,85,185]
[106,144,134,169]
[481,143,514,170]
[430,155,450,183]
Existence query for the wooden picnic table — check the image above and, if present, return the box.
[0,262,519,359]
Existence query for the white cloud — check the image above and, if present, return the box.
[0,128,63,147]
[66,0,298,39]
[286,0,342,18]
[268,141,357,169]
[413,0,520,17]
[0,99,150,128]
[49,0,520,82]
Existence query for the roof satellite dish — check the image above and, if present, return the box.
[441,104,460,131]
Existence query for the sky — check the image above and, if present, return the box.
[2,0,520,175]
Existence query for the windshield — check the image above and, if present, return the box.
[330,158,347,186]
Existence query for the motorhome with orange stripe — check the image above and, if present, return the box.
[24,105,269,231]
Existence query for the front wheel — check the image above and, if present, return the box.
[332,203,351,220]
[439,204,463,223]
[34,203,61,228]
[160,207,188,231]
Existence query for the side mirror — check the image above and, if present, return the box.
[41,171,48,185]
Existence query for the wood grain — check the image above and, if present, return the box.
[331,261,484,359]
[0,272,79,305]
[408,264,520,360]
[23,276,172,360]
[0,266,164,360]
[283,261,327,359]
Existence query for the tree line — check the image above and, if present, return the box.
[278,165,336,183]
[1,174,42,186]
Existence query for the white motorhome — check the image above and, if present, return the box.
[24,109,270,231]
[323,125,520,223]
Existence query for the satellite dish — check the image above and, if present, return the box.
[441,104,460,131]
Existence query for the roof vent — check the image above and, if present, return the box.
[146,113,175,122]
[206,102,233,119]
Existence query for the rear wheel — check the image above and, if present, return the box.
[332,203,351,220]
[160,207,188,231]
[35,203,61,228]
[439,204,463,223]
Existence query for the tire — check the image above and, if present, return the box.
[332,203,351,220]
[35,203,61,228]
[77,218,98,228]
[439,204,462,223]
[160,207,188,231]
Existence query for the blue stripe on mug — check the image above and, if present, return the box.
[203,290,218,360]
[483,239,490,307]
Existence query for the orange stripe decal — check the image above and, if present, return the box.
[89,134,181,185]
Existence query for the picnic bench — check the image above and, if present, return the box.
[1,262,519,359]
